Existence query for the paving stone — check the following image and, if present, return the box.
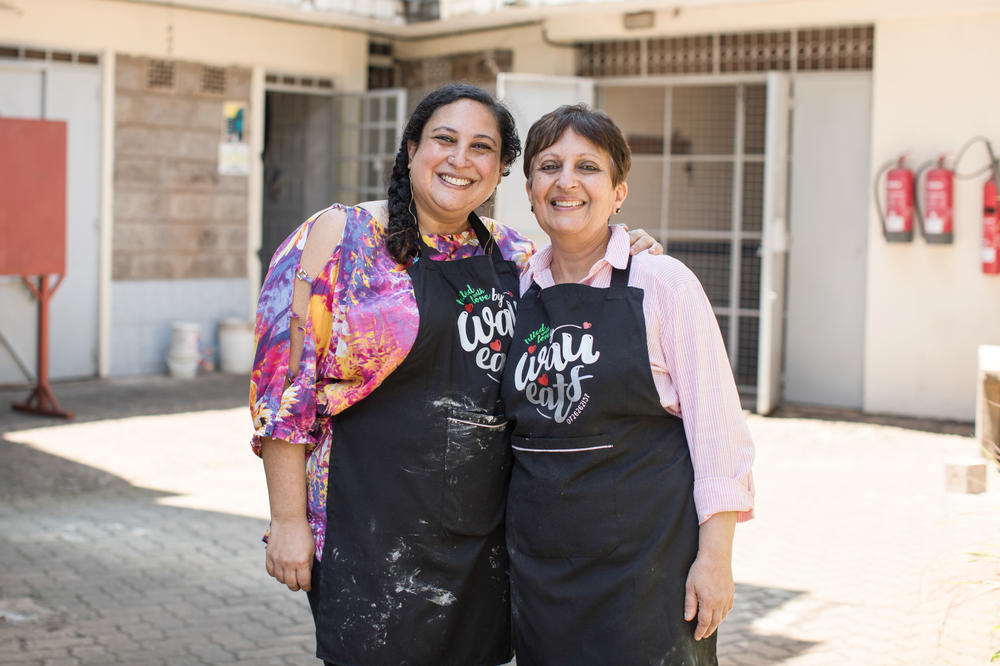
[1,376,997,665]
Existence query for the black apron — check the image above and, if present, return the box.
[500,256,717,666]
[314,213,518,665]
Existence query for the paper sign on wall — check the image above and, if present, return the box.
[219,101,250,175]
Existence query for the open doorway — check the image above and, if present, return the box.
[259,88,405,278]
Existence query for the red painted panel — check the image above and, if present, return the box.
[0,118,67,276]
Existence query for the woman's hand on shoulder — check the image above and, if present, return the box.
[623,226,663,256]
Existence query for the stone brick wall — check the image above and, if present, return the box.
[114,55,251,280]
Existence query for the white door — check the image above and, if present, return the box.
[495,74,594,244]
[0,63,101,382]
[783,73,872,408]
[755,72,791,415]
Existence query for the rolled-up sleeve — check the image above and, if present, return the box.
[250,219,336,455]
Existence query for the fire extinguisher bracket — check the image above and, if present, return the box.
[884,230,914,243]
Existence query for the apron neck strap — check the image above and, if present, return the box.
[610,254,632,289]
[417,212,500,260]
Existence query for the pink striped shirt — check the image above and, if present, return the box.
[521,224,755,524]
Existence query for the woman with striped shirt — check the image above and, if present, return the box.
[500,104,755,666]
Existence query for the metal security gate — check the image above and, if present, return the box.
[600,77,788,403]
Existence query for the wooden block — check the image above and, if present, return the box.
[945,460,987,494]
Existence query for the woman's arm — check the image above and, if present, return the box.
[253,206,351,592]
[261,437,314,591]
[684,511,737,640]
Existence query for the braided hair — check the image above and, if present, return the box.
[385,83,521,265]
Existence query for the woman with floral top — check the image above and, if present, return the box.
[250,84,657,666]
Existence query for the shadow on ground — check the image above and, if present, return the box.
[0,440,314,665]
[0,373,249,433]
[717,583,818,664]
[0,436,142,501]
[770,403,973,437]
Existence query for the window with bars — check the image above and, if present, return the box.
[0,44,99,65]
[201,66,227,95]
[147,60,175,90]
[579,25,873,77]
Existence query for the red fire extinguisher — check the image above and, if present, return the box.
[875,156,914,242]
[915,157,954,243]
[984,172,1000,274]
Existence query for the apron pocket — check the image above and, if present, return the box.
[508,433,619,558]
[442,410,513,536]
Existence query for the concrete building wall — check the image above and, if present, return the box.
[542,0,1000,43]
[114,55,251,281]
[0,0,368,87]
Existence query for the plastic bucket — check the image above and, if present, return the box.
[168,322,201,378]
[218,318,254,375]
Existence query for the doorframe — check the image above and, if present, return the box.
[253,73,342,310]
[99,49,115,378]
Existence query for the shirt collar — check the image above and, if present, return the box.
[529,224,631,287]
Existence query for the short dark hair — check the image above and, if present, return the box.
[522,104,631,187]
[386,84,521,265]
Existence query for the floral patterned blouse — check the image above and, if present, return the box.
[251,203,535,558]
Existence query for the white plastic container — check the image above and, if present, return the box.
[218,318,254,375]
[167,322,201,379]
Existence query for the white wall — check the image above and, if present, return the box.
[111,278,250,376]
[864,13,1000,421]
[0,0,368,87]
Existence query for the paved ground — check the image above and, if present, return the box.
[0,375,997,665]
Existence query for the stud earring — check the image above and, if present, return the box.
[530,205,534,212]
[616,207,622,214]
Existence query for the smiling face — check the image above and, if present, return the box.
[526,127,628,245]
[406,98,505,234]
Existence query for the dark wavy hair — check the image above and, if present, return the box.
[523,104,631,187]
[386,83,521,265]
